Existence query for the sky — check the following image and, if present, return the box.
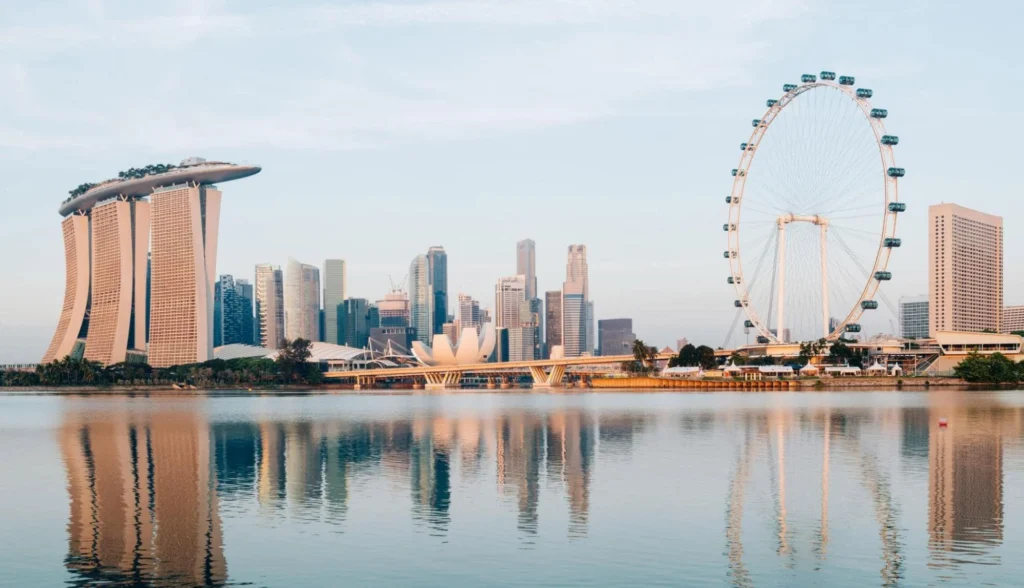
[0,0,1021,362]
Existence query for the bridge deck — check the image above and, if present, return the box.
[324,353,673,379]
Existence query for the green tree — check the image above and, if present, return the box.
[728,352,748,366]
[670,343,698,368]
[630,339,658,374]
[695,345,717,370]
[954,352,1024,383]
[276,338,314,382]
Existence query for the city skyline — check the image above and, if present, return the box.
[3,1,1024,362]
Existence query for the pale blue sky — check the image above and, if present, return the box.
[0,0,1021,362]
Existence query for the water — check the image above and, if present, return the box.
[2,389,1023,587]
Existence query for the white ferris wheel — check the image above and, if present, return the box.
[725,71,905,345]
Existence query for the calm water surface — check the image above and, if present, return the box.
[2,389,1024,587]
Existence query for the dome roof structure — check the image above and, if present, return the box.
[412,325,496,366]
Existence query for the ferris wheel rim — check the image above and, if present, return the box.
[725,76,901,344]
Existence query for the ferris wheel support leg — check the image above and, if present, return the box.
[820,223,829,339]
[776,220,786,343]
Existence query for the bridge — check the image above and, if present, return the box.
[325,353,675,390]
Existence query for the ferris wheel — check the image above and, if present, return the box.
[724,71,905,345]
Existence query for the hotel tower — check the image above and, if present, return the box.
[43,158,260,367]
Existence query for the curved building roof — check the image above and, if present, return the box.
[60,161,261,217]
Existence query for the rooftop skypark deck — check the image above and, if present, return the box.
[59,158,261,217]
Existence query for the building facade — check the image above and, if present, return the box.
[255,264,284,349]
[378,289,411,327]
[458,294,481,330]
[338,298,371,349]
[495,276,527,329]
[427,247,448,337]
[561,282,586,357]
[1003,306,1024,334]
[409,254,433,344]
[598,318,635,356]
[285,258,321,342]
[929,204,1003,334]
[545,290,562,356]
[900,295,930,339]
[214,275,253,347]
[43,159,260,367]
[147,184,221,367]
[516,239,537,300]
[236,279,254,345]
[322,259,347,344]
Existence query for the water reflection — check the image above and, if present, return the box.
[62,405,226,587]
[52,392,1024,587]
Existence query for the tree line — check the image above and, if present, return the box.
[0,339,320,388]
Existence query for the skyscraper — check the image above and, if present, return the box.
[338,298,371,348]
[900,295,930,339]
[43,159,260,367]
[495,275,527,328]
[236,279,255,345]
[562,281,586,358]
[458,293,481,330]
[585,300,595,355]
[516,239,537,300]
[563,245,589,357]
[598,318,635,356]
[378,289,411,327]
[409,254,433,344]
[214,275,249,347]
[545,291,562,357]
[322,259,347,344]
[255,264,284,349]
[427,246,448,337]
[929,204,1003,334]
[148,184,221,367]
[285,258,321,342]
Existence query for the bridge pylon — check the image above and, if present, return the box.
[424,371,463,390]
[529,365,566,389]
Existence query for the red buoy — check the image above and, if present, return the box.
[938,417,948,427]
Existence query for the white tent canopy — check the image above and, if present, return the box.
[866,362,887,373]
[799,364,820,374]
[824,366,862,376]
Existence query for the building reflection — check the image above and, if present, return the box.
[927,405,1006,566]
[61,403,226,587]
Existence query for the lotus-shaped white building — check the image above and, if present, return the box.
[411,325,496,366]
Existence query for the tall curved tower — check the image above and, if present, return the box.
[44,159,260,367]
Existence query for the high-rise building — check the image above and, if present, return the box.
[585,300,595,355]
[458,294,481,330]
[900,295,930,339]
[378,289,411,327]
[516,239,537,300]
[43,160,260,367]
[1003,306,1024,334]
[147,184,221,368]
[214,275,251,347]
[561,281,586,358]
[285,258,321,342]
[255,264,284,349]
[495,275,527,328]
[563,245,589,357]
[236,279,254,345]
[566,245,589,298]
[427,246,448,336]
[338,298,371,348]
[598,318,635,356]
[528,297,543,359]
[409,254,433,344]
[545,291,562,356]
[929,204,1003,334]
[506,300,538,361]
[322,259,347,344]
